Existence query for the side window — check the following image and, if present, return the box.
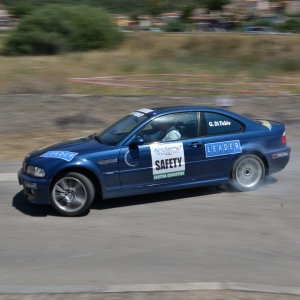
[204,112,244,135]
[136,112,199,143]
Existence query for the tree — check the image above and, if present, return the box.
[202,0,230,11]
[164,19,187,32]
[4,5,123,55]
[7,3,35,18]
[180,4,196,23]
[2,0,202,15]
[146,0,165,16]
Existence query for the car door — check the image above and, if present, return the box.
[199,111,244,179]
[118,112,206,189]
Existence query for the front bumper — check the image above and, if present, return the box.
[18,169,50,204]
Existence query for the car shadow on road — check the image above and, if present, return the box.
[12,186,221,217]
[12,191,63,217]
[12,175,278,217]
[90,185,222,211]
[90,175,278,211]
[261,175,278,186]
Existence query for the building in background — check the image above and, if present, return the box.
[284,0,300,14]
[138,16,152,28]
[224,0,264,15]
[0,2,11,27]
[110,14,132,27]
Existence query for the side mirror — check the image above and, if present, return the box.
[130,136,145,147]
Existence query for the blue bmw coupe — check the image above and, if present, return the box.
[18,106,291,216]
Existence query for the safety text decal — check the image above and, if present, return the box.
[40,151,78,162]
[150,142,185,180]
[205,140,242,158]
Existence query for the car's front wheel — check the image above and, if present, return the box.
[230,154,265,192]
[50,172,95,216]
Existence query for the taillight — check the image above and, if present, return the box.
[282,131,286,144]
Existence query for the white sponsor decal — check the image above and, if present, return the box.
[205,140,242,158]
[124,151,139,167]
[40,151,78,162]
[137,108,153,114]
[150,142,185,180]
[130,112,144,117]
[272,152,289,159]
[209,120,231,127]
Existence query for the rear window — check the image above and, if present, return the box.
[204,112,244,135]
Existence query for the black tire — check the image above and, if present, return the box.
[50,172,95,216]
[229,154,265,192]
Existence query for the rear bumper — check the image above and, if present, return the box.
[18,169,50,204]
[265,147,291,175]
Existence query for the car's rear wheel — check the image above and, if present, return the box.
[50,172,95,216]
[230,154,265,192]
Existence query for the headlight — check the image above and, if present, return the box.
[26,165,45,178]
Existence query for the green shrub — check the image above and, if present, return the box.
[4,5,123,55]
[280,19,300,33]
[180,4,196,23]
[8,3,36,18]
[164,20,188,32]
[252,19,300,33]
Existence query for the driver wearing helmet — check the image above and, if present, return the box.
[141,117,181,142]
[155,118,181,142]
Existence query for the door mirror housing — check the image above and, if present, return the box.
[130,136,145,147]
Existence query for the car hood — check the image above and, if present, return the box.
[26,136,113,160]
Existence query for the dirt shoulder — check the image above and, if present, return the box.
[0,94,299,161]
[0,291,300,300]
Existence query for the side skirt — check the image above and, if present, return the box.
[102,177,228,200]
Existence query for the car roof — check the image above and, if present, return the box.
[148,105,231,114]
[137,106,248,121]
[134,105,257,130]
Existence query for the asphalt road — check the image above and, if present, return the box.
[0,140,299,288]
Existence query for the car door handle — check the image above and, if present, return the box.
[188,142,203,148]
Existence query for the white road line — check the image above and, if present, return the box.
[0,173,17,182]
[0,283,300,295]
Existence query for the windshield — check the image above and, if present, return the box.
[95,113,149,146]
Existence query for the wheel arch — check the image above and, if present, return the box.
[49,166,102,196]
[229,150,269,178]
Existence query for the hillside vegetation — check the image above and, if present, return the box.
[1,33,300,95]
[2,0,200,15]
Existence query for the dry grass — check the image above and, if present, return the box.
[1,33,300,95]
[2,33,300,161]
[0,33,7,49]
